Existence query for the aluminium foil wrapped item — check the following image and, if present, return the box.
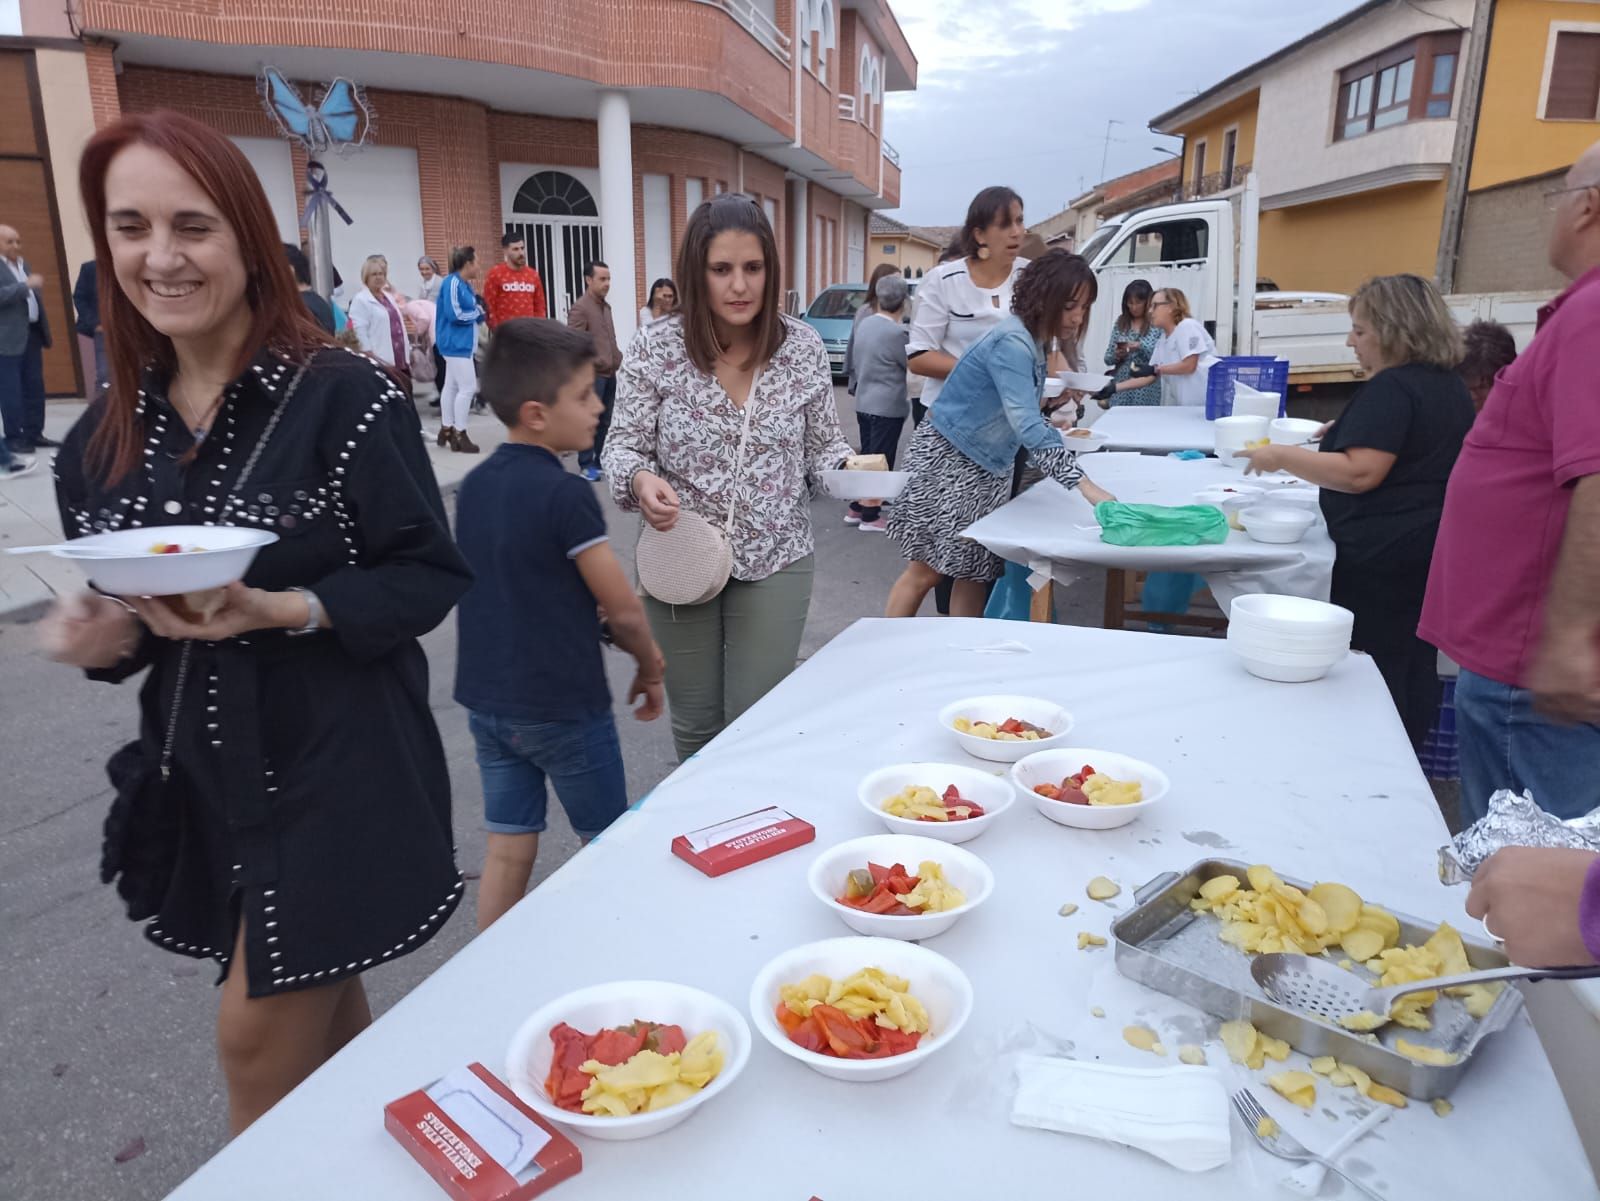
[1439,790,1600,884]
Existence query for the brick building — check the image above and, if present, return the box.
[1,0,916,394]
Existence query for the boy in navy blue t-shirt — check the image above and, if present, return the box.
[454,318,665,930]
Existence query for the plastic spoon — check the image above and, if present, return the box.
[1283,1104,1390,1196]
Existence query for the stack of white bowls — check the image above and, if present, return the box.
[1213,415,1269,468]
[1227,594,1353,682]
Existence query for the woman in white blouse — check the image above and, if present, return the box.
[907,186,1030,419]
[604,196,852,761]
[348,255,411,375]
[637,277,677,329]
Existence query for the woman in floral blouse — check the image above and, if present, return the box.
[1100,279,1162,407]
[604,195,852,759]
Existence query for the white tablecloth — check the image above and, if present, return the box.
[1091,405,1216,452]
[166,619,1593,1200]
[966,455,1336,610]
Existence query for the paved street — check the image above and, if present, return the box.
[0,386,1108,1200]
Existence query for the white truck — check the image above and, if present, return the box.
[1075,173,1549,400]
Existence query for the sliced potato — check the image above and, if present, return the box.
[1246,864,1280,893]
[1308,882,1364,936]
[1090,1006,1106,1018]
[1432,1097,1453,1117]
[1178,1044,1207,1066]
[1358,905,1401,949]
[1268,1070,1317,1109]
[1256,1115,1280,1139]
[1123,1025,1162,1053]
[1328,1067,1353,1087]
[1086,876,1121,901]
[1058,902,1078,917]
[1077,931,1107,950]
[1342,1064,1373,1096]
[1259,1034,1291,1062]
[1367,1083,1409,1109]
[1309,1056,1338,1075]
[1340,927,1386,963]
[1338,1010,1387,1033]
[1220,1019,1259,1065]
[1395,1038,1459,1067]
[1200,874,1240,902]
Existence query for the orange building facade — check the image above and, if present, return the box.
[2,0,916,392]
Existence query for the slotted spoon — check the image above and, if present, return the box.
[1251,952,1600,1021]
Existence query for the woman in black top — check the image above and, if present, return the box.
[38,112,470,1132]
[1236,274,1473,751]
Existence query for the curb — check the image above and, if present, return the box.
[0,473,471,627]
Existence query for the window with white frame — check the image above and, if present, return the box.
[806,0,835,82]
[858,45,883,129]
[1541,26,1600,121]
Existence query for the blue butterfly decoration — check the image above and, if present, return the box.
[258,67,370,152]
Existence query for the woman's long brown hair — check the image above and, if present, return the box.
[78,110,329,485]
[675,194,786,374]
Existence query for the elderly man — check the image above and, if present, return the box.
[0,223,54,455]
[1421,140,1600,822]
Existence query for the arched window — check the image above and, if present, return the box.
[809,0,835,83]
[858,47,882,128]
[511,171,598,217]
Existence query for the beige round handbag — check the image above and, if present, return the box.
[635,368,761,606]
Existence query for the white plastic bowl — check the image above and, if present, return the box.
[505,980,752,1141]
[749,936,974,1082]
[1240,505,1316,544]
[1269,417,1324,445]
[1011,747,1170,830]
[1229,641,1349,668]
[1043,377,1068,399]
[45,525,279,596]
[807,834,994,940]
[1061,428,1109,453]
[822,469,912,500]
[938,694,1075,763]
[1236,654,1341,683]
[1230,594,1355,635]
[1214,415,1270,469]
[857,762,1014,844]
[1222,623,1350,652]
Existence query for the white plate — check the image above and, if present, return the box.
[857,762,1014,844]
[1051,370,1114,394]
[822,469,912,500]
[505,981,752,1141]
[749,937,974,1082]
[807,834,994,940]
[938,694,1075,763]
[1010,747,1170,830]
[43,524,279,596]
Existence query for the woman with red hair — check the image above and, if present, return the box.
[37,111,471,1132]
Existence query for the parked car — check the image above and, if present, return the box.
[802,281,919,381]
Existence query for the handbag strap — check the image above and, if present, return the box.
[157,358,310,781]
[723,365,763,531]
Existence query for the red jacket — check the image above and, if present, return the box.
[483,263,548,328]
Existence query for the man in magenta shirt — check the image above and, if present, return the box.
[1420,141,1600,822]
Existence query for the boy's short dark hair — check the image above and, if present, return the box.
[282,242,312,286]
[480,318,597,428]
[584,259,608,279]
[450,245,476,273]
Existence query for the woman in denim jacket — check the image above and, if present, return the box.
[885,251,1114,617]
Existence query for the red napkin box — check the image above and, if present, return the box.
[671,806,816,877]
[385,1063,581,1201]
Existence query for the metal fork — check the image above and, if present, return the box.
[1231,1088,1386,1200]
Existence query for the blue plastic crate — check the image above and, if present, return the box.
[1205,356,1290,419]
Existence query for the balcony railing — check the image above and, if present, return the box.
[1184,162,1252,199]
[689,0,791,62]
[838,94,856,120]
[883,140,900,167]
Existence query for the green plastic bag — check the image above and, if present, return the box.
[1095,501,1228,547]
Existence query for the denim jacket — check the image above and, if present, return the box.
[928,315,1061,474]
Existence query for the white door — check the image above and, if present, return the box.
[504,169,604,322]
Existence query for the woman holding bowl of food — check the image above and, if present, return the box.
[886,250,1114,618]
[1095,285,1217,408]
[1235,274,1473,750]
[38,111,471,1134]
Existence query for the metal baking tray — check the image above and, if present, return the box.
[1111,857,1524,1101]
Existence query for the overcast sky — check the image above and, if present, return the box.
[883,0,1359,225]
